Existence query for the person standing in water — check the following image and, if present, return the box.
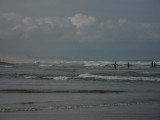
[114,61,117,69]
[152,61,154,67]
[127,62,130,69]
[152,61,156,67]
[154,61,156,67]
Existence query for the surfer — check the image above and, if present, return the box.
[152,61,154,67]
[152,61,156,67]
[127,62,130,68]
[124,62,130,68]
[154,62,156,67]
[114,61,117,69]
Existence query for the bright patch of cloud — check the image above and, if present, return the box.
[118,18,128,26]
[0,11,72,38]
[69,13,96,28]
[22,17,33,25]
[44,17,53,24]
[0,11,20,21]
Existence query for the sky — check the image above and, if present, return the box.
[0,0,160,60]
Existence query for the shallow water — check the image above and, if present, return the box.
[0,60,160,119]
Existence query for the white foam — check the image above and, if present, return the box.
[43,76,68,80]
[54,76,68,81]
[78,73,160,82]
[43,76,55,80]
[24,75,37,79]
[40,64,52,67]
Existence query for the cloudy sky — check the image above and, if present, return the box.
[0,0,160,60]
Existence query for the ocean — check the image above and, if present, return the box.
[0,60,160,120]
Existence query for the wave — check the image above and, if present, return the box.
[23,75,69,80]
[52,76,68,80]
[0,99,159,112]
[78,73,160,82]
[24,75,37,79]
[39,64,52,67]
[1,73,160,82]
[0,89,126,93]
[2,60,160,67]
[83,61,112,67]
[19,60,160,67]
[83,60,160,67]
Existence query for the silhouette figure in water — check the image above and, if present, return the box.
[152,61,154,67]
[154,62,156,67]
[127,62,130,69]
[152,61,156,67]
[114,61,117,69]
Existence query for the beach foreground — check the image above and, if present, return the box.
[0,102,160,120]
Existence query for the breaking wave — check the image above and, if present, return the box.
[1,73,160,82]
[39,64,52,67]
[78,73,160,82]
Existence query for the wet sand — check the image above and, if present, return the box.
[0,92,160,120]
[0,103,160,120]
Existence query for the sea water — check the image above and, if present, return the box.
[0,60,160,119]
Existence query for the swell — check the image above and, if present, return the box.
[0,89,126,94]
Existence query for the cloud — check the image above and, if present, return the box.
[99,20,115,29]
[44,17,53,24]
[11,24,21,31]
[98,18,160,43]
[22,17,37,33]
[99,18,129,28]
[118,18,128,26]
[0,11,21,21]
[142,24,151,29]
[35,17,44,25]
[69,13,96,28]
[0,11,37,38]
[149,32,160,39]
[0,11,160,44]
[22,17,33,25]
[0,11,73,39]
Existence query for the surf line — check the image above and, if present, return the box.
[112,61,157,69]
